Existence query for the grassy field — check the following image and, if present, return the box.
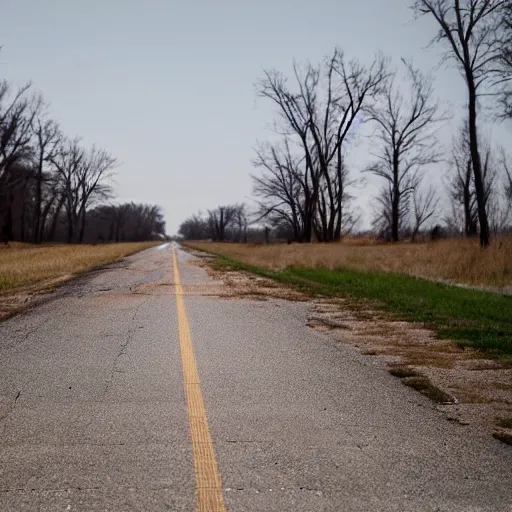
[185,240,512,356]
[0,241,160,292]
[185,237,512,289]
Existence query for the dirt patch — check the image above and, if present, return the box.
[193,255,306,302]
[190,248,512,445]
[309,297,512,442]
[0,274,73,319]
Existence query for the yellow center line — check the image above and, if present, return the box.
[172,249,226,512]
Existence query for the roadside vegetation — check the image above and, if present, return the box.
[185,241,512,357]
[183,238,512,289]
[0,242,159,292]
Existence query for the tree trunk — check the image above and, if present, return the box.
[391,193,399,242]
[219,209,225,242]
[66,209,74,243]
[333,147,343,241]
[39,196,55,242]
[1,192,14,243]
[466,72,490,247]
[79,210,86,243]
[48,195,65,241]
[33,155,43,243]
[20,181,28,242]
[463,184,477,237]
[303,206,313,243]
[108,218,115,241]
[391,153,400,242]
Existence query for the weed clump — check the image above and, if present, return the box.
[402,375,454,404]
[389,367,420,379]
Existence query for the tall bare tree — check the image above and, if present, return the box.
[413,0,507,246]
[52,138,85,243]
[51,139,115,243]
[0,83,42,242]
[315,153,356,241]
[448,123,499,236]
[31,114,61,243]
[448,125,478,236]
[366,61,444,241]
[257,48,387,242]
[207,205,239,241]
[232,204,249,242]
[0,81,33,180]
[76,146,115,242]
[252,139,306,241]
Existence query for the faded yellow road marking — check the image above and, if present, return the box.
[172,249,226,512]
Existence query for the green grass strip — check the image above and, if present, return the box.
[203,251,512,357]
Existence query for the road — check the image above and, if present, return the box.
[0,243,511,512]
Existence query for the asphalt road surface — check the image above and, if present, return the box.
[1,243,511,512]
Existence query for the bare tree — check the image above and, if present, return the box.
[448,124,477,236]
[76,146,115,242]
[51,138,85,243]
[207,205,239,242]
[366,61,444,242]
[31,114,61,243]
[447,123,501,236]
[251,139,306,242]
[178,212,209,241]
[257,48,387,242]
[0,84,42,242]
[411,185,439,240]
[413,0,507,246]
[38,168,63,242]
[51,139,115,243]
[372,184,410,239]
[232,204,249,242]
[0,81,34,180]
[315,154,357,241]
[448,124,478,236]
[82,203,165,243]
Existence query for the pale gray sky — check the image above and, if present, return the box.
[1,1,509,234]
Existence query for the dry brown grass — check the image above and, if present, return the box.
[187,236,512,289]
[0,242,159,292]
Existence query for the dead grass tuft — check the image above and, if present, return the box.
[496,416,512,429]
[389,367,421,378]
[402,375,455,404]
[492,431,512,446]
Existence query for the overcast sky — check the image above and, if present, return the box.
[1,1,509,234]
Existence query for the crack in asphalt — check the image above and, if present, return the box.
[0,487,101,494]
[0,390,22,422]
[103,295,152,396]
